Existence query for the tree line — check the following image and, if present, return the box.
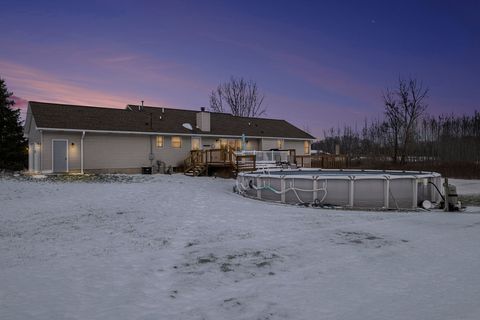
[314,112,480,162]
[313,77,480,177]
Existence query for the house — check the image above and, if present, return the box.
[24,101,315,174]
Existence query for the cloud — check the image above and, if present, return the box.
[11,95,28,117]
[0,59,166,110]
[271,52,381,107]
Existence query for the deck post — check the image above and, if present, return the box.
[349,179,355,207]
[384,178,390,209]
[412,178,418,209]
[256,177,262,199]
[313,178,318,202]
[281,178,286,203]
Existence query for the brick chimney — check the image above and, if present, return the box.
[196,107,210,132]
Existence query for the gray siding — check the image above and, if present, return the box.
[152,135,191,167]
[42,132,82,172]
[31,128,312,173]
[284,140,309,155]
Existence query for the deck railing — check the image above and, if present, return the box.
[184,148,314,175]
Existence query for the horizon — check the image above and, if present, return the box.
[1,0,479,139]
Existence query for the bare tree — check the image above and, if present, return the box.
[398,78,428,163]
[209,76,266,117]
[383,89,401,163]
[383,77,428,164]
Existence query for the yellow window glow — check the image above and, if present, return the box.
[171,136,182,148]
[304,141,310,154]
[156,136,164,148]
[191,137,201,150]
[277,139,284,149]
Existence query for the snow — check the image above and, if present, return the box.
[1,174,480,320]
[449,179,480,195]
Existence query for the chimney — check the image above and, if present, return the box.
[196,107,210,132]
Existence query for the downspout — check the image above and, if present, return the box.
[81,131,85,174]
[149,112,154,167]
[40,130,43,173]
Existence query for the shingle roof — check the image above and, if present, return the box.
[29,101,315,139]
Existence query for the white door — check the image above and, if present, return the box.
[53,140,68,173]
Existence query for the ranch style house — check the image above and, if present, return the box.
[24,101,315,174]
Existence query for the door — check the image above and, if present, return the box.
[53,140,68,172]
[191,137,201,150]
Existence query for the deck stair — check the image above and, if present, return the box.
[184,164,207,176]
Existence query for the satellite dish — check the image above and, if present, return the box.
[182,123,193,131]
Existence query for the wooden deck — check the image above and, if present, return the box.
[183,147,316,176]
[183,147,257,176]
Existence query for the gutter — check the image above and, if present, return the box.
[40,130,43,173]
[35,127,316,141]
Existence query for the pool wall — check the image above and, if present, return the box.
[236,169,442,209]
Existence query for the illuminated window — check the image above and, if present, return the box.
[156,136,164,148]
[191,137,201,150]
[235,139,242,150]
[171,136,182,148]
[304,141,310,154]
[219,139,227,148]
[277,139,284,149]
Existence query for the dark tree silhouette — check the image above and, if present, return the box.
[383,77,428,164]
[209,76,266,117]
[0,78,27,170]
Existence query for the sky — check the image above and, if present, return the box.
[1,0,479,139]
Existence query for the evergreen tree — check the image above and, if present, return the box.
[0,78,27,170]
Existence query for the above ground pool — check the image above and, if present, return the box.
[236,168,442,210]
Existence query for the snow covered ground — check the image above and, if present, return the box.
[1,175,480,320]
[450,178,480,195]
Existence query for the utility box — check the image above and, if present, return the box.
[141,166,152,174]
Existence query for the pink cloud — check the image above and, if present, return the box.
[88,52,213,93]
[10,95,28,120]
[0,60,168,110]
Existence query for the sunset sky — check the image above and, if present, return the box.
[1,0,479,138]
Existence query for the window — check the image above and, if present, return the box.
[191,137,201,150]
[277,139,284,149]
[229,139,242,151]
[219,139,227,149]
[304,141,310,154]
[156,136,164,148]
[235,139,242,151]
[171,136,182,148]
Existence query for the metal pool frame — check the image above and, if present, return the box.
[236,168,442,210]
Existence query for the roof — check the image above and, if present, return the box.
[28,101,315,139]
